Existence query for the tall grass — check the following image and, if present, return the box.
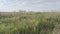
[0,12,60,34]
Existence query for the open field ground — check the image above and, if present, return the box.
[0,12,60,34]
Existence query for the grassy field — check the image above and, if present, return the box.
[0,12,60,34]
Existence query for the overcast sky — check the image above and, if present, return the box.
[0,0,60,11]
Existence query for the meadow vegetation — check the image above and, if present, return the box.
[0,12,60,34]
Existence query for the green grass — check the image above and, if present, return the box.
[0,12,60,34]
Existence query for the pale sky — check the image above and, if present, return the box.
[0,0,60,12]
